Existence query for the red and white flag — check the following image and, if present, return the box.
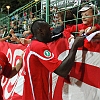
[48,31,100,100]
[0,41,26,100]
[0,30,100,100]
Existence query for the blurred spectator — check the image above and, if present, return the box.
[64,10,76,28]
[23,30,33,39]
[63,4,100,39]
[42,6,46,21]
[23,12,27,20]
[9,29,32,44]
[11,16,15,21]
[10,20,24,38]
[51,11,65,38]
[51,9,76,41]
[19,30,33,44]
[15,14,19,20]
[28,13,33,26]
[22,20,27,31]
[0,26,4,38]
[2,25,8,38]
[52,6,58,27]
[0,26,11,41]
[32,14,38,21]
[56,11,64,26]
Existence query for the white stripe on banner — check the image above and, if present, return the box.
[75,50,100,68]
[58,50,100,68]
[70,77,100,100]
[86,31,100,41]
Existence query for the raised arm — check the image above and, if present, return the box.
[9,54,23,78]
[54,36,85,78]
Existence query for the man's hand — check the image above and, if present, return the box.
[79,29,85,36]
[73,36,85,48]
[9,29,14,35]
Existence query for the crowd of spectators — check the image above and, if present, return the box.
[0,0,100,44]
[0,1,100,100]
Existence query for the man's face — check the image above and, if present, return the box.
[42,24,52,43]
[81,9,93,26]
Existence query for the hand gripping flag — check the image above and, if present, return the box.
[84,31,100,49]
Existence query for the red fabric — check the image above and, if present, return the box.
[0,52,12,100]
[0,52,8,64]
[0,52,12,78]
[26,34,33,39]
[0,84,3,100]
[0,41,26,100]
[48,37,70,100]
[70,62,100,88]
[22,40,61,100]
[48,36,100,100]
[0,37,100,100]
[0,57,6,100]
[69,39,100,88]
[84,39,92,49]
[53,76,64,100]
[63,23,100,38]
[48,37,69,58]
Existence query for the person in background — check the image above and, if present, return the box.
[19,31,33,44]
[9,29,32,44]
[22,19,85,100]
[64,10,76,28]
[0,52,23,100]
[51,9,76,41]
[10,20,24,38]
[23,30,33,39]
[2,25,8,38]
[63,4,100,39]
[42,6,46,21]
[0,35,11,42]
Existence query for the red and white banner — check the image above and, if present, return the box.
[0,41,26,100]
[1,31,100,100]
[48,32,100,100]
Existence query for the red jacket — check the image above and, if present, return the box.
[63,23,100,38]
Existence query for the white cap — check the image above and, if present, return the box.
[79,6,91,12]
[79,3,97,12]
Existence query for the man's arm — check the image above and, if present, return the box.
[19,38,31,44]
[54,36,84,78]
[0,36,11,41]
[9,56,23,78]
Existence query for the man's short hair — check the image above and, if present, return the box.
[31,19,45,35]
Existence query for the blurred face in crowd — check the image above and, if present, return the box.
[81,8,94,26]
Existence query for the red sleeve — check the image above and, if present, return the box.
[3,63,12,78]
[35,44,62,72]
[63,25,76,39]
[26,34,33,39]
[95,24,100,30]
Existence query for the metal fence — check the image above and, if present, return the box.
[0,0,99,37]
